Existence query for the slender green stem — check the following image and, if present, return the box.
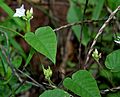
[25,20,31,32]
[96,61,114,86]
[0,26,24,38]
[48,79,57,88]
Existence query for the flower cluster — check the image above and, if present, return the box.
[13,4,33,21]
[92,49,101,62]
[42,65,52,80]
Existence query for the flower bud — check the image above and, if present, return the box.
[42,65,52,80]
[13,4,33,21]
[92,49,101,62]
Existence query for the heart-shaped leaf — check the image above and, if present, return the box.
[105,49,120,72]
[24,26,57,64]
[63,70,101,97]
[39,89,70,97]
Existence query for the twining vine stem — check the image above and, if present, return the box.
[53,19,108,32]
[84,6,120,68]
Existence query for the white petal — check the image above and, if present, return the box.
[95,49,98,54]
[13,4,25,17]
[114,40,120,44]
[30,7,33,14]
[21,4,24,9]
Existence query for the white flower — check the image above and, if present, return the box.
[13,4,25,17]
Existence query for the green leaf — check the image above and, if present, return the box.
[0,26,26,59]
[105,49,120,72]
[15,83,32,94]
[24,48,35,68]
[82,26,90,46]
[92,0,104,20]
[0,50,8,74]
[12,56,22,68]
[108,0,120,10]
[67,0,82,42]
[112,71,120,80]
[67,0,82,23]
[4,67,12,83]
[0,67,12,85]
[10,38,26,59]
[39,89,70,97]
[0,1,14,17]
[24,26,57,64]
[67,1,90,46]
[0,60,4,76]
[73,0,97,5]
[63,70,101,97]
[99,69,112,81]
[106,92,120,97]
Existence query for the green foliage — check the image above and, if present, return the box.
[0,26,26,59]
[0,1,25,30]
[63,70,101,97]
[67,0,82,42]
[0,76,32,97]
[15,83,32,94]
[39,89,70,97]
[67,0,105,46]
[12,56,22,68]
[105,49,120,72]
[24,26,57,64]
[99,69,112,81]
[108,0,120,10]
[0,0,120,97]
[67,0,90,46]
[106,92,120,97]
[0,50,8,74]
[92,0,104,20]
[24,48,35,68]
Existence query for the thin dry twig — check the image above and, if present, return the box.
[84,6,120,68]
[16,68,45,90]
[53,19,108,32]
[101,86,120,94]
[106,6,120,30]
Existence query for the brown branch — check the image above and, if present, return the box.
[84,6,120,68]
